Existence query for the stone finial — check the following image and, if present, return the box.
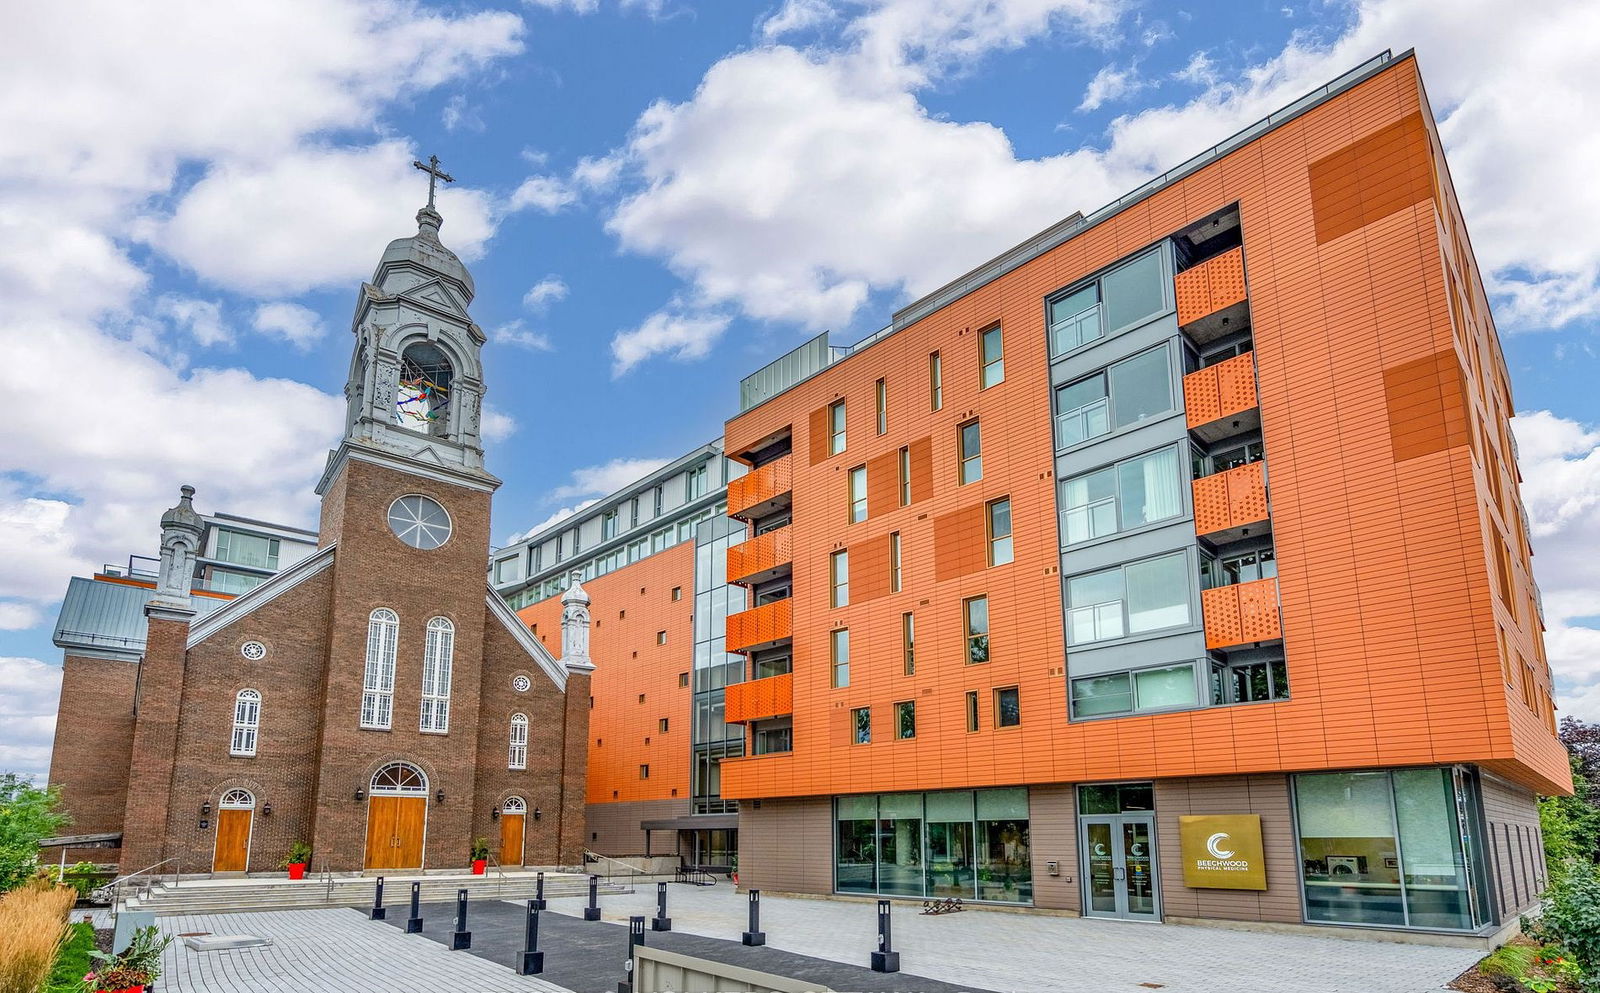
[560,575,592,671]
[152,485,204,612]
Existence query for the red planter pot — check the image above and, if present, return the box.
[471,859,487,875]
[287,863,307,880]
[95,986,144,993]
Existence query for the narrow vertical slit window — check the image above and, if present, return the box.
[980,326,1004,388]
[831,549,850,607]
[895,700,916,739]
[929,352,943,411]
[853,707,871,744]
[898,446,912,506]
[829,400,847,455]
[848,465,867,523]
[901,612,916,676]
[875,378,888,435]
[987,498,1013,566]
[509,713,528,769]
[965,691,980,732]
[889,532,903,592]
[831,628,851,688]
[959,420,982,484]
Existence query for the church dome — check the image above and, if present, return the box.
[376,205,476,300]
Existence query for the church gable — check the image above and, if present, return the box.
[483,590,568,691]
[399,278,470,319]
[187,544,336,649]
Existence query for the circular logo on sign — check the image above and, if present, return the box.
[513,674,531,693]
[1206,832,1235,860]
[240,641,267,661]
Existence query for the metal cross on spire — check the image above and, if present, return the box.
[412,154,455,210]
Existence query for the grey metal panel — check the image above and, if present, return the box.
[1052,414,1191,492]
[1062,630,1206,679]
[739,332,834,412]
[53,576,225,653]
[1060,518,1197,576]
[1049,319,1182,391]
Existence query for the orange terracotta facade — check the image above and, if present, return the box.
[715,53,1569,804]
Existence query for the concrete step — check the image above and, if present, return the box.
[122,871,632,916]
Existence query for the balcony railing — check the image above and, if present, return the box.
[1184,352,1258,430]
[726,598,793,654]
[724,672,794,724]
[1192,462,1268,537]
[726,526,793,586]
[1175,246,1247,327]
[727,454,793,521]
[1202,577,1282,649]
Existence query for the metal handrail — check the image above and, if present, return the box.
[483,851,507,897]
[583,850,642,894]
[320,856,335,904]
[102,857,181,908]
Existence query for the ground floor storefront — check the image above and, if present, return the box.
[736,764,1548,937]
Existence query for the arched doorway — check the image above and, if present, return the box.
[365,762,428,870]
[213,789,255,872]
[500,796,526,867]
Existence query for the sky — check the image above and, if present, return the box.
[3,0,1600,783]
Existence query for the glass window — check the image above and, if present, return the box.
[1067,551,1190,645]
[889,532,902,592]
[836,795,878,893]
[208,570,266,594]
[895,700,916,739]
[877,793,924,896]
[959,421,982,484]
[1393,769,1474,929]
[230,689,260,756]
[976,788,1031,903]
[965,691,979,732]
[214,529,280,569]
[1063,446,1184,544]
[831,628,850,688]
[509,713,528,769]
[875,378,888,435]
[1296,772,1406,927]
[987,498,1013,566]
[419,616,454,733]
[902,612,916,675]
[926,791,975,899]
[686,463,709,499]
[1217,659,1290,704]
[1133,664,1197,711]
[1070,672,1131,717]
[898,447,912,505]
[964,596,989,664]
[929,352,943,410]
[994,687,1020,727]
[602,510,619,539]
[831,549,849,607]
[980,326,1004,388]
[1076,783,1155,814]
[848,466,867,523]
[834,790,1031,905]
[1054,346,1175,449]
[1100,249,1165,332]
[1048,284,1101,356]
[361,608,398,729]
[853,707,871,744]
[829,400,847,455]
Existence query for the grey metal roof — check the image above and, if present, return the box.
[53,577,225,656]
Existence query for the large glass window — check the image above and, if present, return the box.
[361,608,398,729]
[214,529,280,569]
[1048,248,1165,358]
[1069,662,1199,719]
[976,788,1032,903]
[1211,658,1289,704]
[1061,446,1184,545]
[877,793,924,896]
[834,789,1031,904]
[926,791,975,898]
[836,795,878,894]
[1066,551,1190,645]
[1295,769,1482,931]
[1055,345,1175,449]
[420,616,453,733]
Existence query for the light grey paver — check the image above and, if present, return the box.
[537,885,1482,993]
[155,908,573,993]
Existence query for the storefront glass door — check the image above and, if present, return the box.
[1080,814,1159,920]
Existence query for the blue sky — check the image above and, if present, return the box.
[4,0,1600,781]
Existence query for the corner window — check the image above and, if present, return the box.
[1066,551,1191,645]
[963,596,989,664]
[829,400,847,455]
[986,498,1012,566]
[1212,659,1290,704]
[994,687,1020,728]
[1054,345,1175,449]
[1061,446,1184,545]
[1048,284,1101,356]
[895,700,916,739]
[831,628,850,688]
[830,549,850,607]
[980,326,1004,388]
[852,707,871,744]
[848,466,867,523]
[958,420,982,485]
[1047,248,1164,358]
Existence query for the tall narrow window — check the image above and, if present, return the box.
[231,689,261,756]
[852,707,871,744]
[848,466,867,523]
[420,616,454,733]
[980,326,1004,388]
[362,608,398,729]
[830,549,850,607]
[875,378,888,435]
[686,462,709,499]
[829,400,847,455]
[965,691,980,732]
[987,498,1013,566]
[901,612,916,676]
[509,713,529,769]
[831,628,850,688]
[602,510,619,540]
[964,596,990,664]
[889,532,903,592]
[895,700,916,739]
[959,420,982,484]
[994,686,1021,727]
[929,352,943,410]
[898,446,911,506]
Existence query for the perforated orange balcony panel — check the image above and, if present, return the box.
[726,526,792,586]
[1192,473,1231,536]
[1175,246,1247,326]
[1184,352,1258,430]
[1183,366,1222,428]
[1203,577,1281,650]
[1201,585,1244,650]
[725,598,793,654]
[727,454,793,520]
[724,672,794,724]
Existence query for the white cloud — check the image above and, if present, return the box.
[611,309,732,375]
[1172,50,1217,86]
[0,492,88,605]
[508,175,579,213]
[1078,62,1148,111]
[761,0,838,40]
[442,94,485,133]
[572,154,626,192]
[481,403,519,444]
[523,276,569,311]
[0,603,43,631]
[0,657,62,783]
[155,295,231,348]
[491,319,555,352]
[506,498,600,545]
[549,457,673,500]
[524,0,601,12]
[252,302,325,351]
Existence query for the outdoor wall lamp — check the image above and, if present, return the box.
[262,801,273,817]
[435,789,446,805]
[491,808,500,821]
[200,800,211,816]
[533,807,542,821]
[354,786,366,802]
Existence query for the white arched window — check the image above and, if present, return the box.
[219,788,255,809]
[362,608,398,729]
[370,762,428,795]
[509,714,528,770]
[420,617,454,733]
[503,795,526,813]
[230,690,261,756]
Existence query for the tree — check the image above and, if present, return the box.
[0,773,69,892]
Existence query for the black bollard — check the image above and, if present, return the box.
[650,880,672,932]
[516,900,544,975]
[405,880,423,933]
[617,915,645,993]
[583,873,602,921]
[533,870,547,911]
[451,887,472,950]
[741,888,766,946]
[370,876,386,921]
[870,899,900,973]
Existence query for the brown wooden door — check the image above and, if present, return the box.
[500,814,525,866]
[393,798,426,868]
[213,808,252,872]
[365,797,399,869]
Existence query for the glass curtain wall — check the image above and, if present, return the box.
[834,789,1032,904]
[1294,768,1487,930]
[692,516,746,817]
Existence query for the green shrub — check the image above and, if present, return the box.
[1480,942,1538,978]
[44,921,94,993]
[1539,861,1600,991]
[0,773,69,893]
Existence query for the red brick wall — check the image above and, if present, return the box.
[47,654,138,862]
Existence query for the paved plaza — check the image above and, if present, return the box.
[148,882,1484,993]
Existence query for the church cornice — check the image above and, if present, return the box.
[314,440,501,497]
[353,281,485,345]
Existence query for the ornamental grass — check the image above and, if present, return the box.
[0,879,74,993]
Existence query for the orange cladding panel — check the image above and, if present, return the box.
[727,526,792,585]
[727,455,792,520]
[726,599,794,654]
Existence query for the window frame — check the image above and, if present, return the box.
[894,700,916,740]
[979,325,1005,389]
[898,446,912,506]
[889,532,902,592]
[509,713,529,769]
[852,706,872,745]
[901,612,916,676]
[830,549,850,607]
[929,351,943,411]
[831,628,850,688]
[965,690,980,732]
[958,419,982,485]
[1045,246,1167,360]
[1060,444,1186,547]
[994,686,1021,728]
[986,497,1013,566]
[361,608,398,730]
[875,378,888,435]
[420,616,454,734]
[848,465,867,523]
[231,688,261,757]
[1065,549,1194,647]
[963,595,990,664]
[829,399,847,455]
[1069,660,1202,720]
[1053,343,1177,452]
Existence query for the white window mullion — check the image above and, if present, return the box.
[363,609,398,730]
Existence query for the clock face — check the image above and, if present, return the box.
[387,495,452,550]
[512,675,531,693]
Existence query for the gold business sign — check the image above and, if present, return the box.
[1178,814,1267,890]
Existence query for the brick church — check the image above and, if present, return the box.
[48,185,593,875]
